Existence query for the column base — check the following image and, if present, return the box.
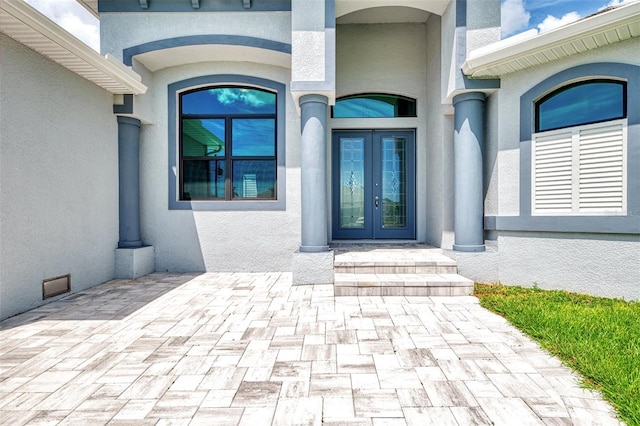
[453,244,485,252]
[115,246,155,279]
[299,245,330,253]
[292,250,334,285]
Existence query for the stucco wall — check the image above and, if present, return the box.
[333,22,430,241]
[492,36,639,217]
[0,34,119,320]
[100,11,291,61]
[139,62,300,272]
[455,232,640,300]
[459,35,640,300]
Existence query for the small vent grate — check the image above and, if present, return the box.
[43,274,71,299]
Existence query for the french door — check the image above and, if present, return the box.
[332,130,415,239]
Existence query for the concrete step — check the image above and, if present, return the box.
[331,244,473,297]
[334,263,458,275]
[334,272,474,297]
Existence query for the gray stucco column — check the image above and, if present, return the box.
[117,116,142,248]
[299,94,329,252]
[453,92,486,252]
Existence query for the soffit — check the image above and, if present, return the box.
[1,0,146,95]
[463,2,640,78]
[337,6,430,24]
[336,0,449,18]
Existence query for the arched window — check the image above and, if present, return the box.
[332,94,416,118]
[535,80,626,133]
[179,86,277,201]
[531,78,628,215]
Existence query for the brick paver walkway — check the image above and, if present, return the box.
[0,273,622,425]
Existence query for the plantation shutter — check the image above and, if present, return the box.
[579,122,625,212]
[532,131,573,214]
[532,119,626,215]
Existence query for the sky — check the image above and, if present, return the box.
[24,0,640,52]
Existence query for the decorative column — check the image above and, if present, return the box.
[452,92,486,252]
[299,94,329,252]
[117,116,142,248]
[115,116,154,279]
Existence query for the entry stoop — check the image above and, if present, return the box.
[332,243,474,297]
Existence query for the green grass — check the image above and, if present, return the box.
[474,283,640,425]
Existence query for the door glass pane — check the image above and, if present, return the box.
[339,138,365,229]
[381,137,407,228]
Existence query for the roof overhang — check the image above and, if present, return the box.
[463,1,640,78]
[76,0,99,19]
[1,0,146,95]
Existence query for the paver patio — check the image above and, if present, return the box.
[0,272,622,425]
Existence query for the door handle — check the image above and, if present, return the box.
[374,196,379,209]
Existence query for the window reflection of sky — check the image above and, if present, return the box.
[333,94,416,118]
[232,119,275,156]
[334,98,395,118]
[539,82,624,132]
[182,87,276,115]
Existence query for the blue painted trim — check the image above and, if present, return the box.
[113,94,133,114]
[456,0,466,27]
[168,75,286,211]
[99,0,291,12]
[514,62,640,232]
[325,0,335,29]
[463,76,500,90]
[485,215,640,235]
[123,35,291,66]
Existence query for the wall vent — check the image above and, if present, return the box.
[42,274,70,299]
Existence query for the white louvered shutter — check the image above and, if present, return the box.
[532,131,573,214]
[578,122,625,213]
[532,119,626,215]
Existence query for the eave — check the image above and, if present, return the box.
[462,1,640,78]
[0,0,146,95]
[76,0,99,19]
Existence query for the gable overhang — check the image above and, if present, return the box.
[462,2,640,78]
[1,0,146,95]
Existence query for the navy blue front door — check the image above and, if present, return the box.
[332,130,416,239]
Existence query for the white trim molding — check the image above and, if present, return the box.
[463,2,640,78]
[0,0,147,95]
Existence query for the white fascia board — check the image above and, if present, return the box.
[463,1,640,77]
[1,0,146,94]
[75,0,99,19]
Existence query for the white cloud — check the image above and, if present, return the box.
[501,0,531,37]
[537,11,581,33]
[601,0,639,8]
[24,0,100,51]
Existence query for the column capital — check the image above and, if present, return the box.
[116,115,141,127]
[453,91,486,106]
[299,94,329,106]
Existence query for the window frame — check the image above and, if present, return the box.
[168,75,286,211]
[534,79,627,133]
[179,86,277,201]
[331,93,417,118]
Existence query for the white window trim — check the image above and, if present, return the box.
[532,118,627,216]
